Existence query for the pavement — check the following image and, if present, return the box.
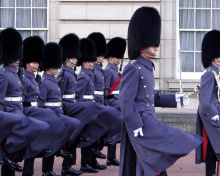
[1,144,207,176]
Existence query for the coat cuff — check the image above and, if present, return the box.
[123,111,144,131]
[160,94,177,108]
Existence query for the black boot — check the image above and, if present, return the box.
[107,158,120,166]
[56,149,73,158]
[61,167,82,176]
[3,157,23,172]
[91,149,106,159]
[91,162,107,170]
[80,164,99,173]
[42,171,60,176]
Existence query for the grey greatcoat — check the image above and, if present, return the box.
[196,64,220,163]
[119,56,203,176]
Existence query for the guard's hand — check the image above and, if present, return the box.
[133,127,143,137]
[211,115,219,121]
[175,93,189,105]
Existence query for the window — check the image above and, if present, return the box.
[0,0,48,42]
[178,0,220,79]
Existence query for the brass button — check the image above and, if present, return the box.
[19,82,21,84]
[152,104,154,107]
[143,85,146,88]
[146,104,149,107]
[146,95,148,98]
[141,77,144,80]
[138,67,141,70]
[153,95,154,97]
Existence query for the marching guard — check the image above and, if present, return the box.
[119,7,203,176]
[76,38,120,173]
[21,36,69,176]
[195,30,220,176]
[0,28,50,176]
[88,32,123,166]
[38,42,81,176]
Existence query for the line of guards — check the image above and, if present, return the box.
[0,27,126,176]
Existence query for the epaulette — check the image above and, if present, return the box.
[130,60,136,64]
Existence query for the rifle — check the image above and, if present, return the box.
[100,65,111,106]
[35,66,46,102]
[119,57,124,77]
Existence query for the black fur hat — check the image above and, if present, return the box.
[59,33,81,63]
[105,37,126,59]
[22,36,45,67]
[87,32,107,57]
[1,28,23,64]
[78,38,97,66]
[41,42,63,70]
[202,30,220,68]
[128,6,161,59]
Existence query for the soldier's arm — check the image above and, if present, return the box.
[75,74,89,102]
[199,71,219,118]
[154,93,177,108]
[38,81,47,107]
[104,69,112,95]
[56,71,68,96]
[0,74,8,110]
[119,64,143,131]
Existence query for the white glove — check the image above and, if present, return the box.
[133,127,143,137]
[211,115,219,121]
[175,93,189,106]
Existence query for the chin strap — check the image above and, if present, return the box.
[29,63,38,70]
[69,59,77,65]
[50,68,57,74]
[215,58,220,63]
[113,57,120,64]
[97,57,104,62]
[144,48,156,56]
[87,62,94,68]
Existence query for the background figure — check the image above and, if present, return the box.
[195,30,220,176]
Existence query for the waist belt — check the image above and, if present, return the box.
[45,102,62,106]
[111,90,119,95]
[23,102,38,107]
[94,91,104,95]
[83,95,94,99]
[63,94,75,98]
[4,97,22,101]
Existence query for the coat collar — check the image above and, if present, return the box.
[94,63,102,71]
[24,69,35,79]
[43,73,56,82]
[208,64,219,73]
[65,66,75,74]
[107,62,118,71]
[81,67,94,76]
[4,65,17,73]
[136,56,154,71]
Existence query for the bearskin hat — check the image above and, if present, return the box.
[41,42,63,70]
[105,37,126,59]
[59,33,81,63]
[1,28,23,64]
[22,36,45,67]
[128,6,161,59]
[201,30,220,68]
[87,32,107,57]
[78,38,97,66]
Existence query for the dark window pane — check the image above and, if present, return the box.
[212,10,220,29]
[16,8,31,28]
[179,0,194,8]
[0,0,15,7]
[0,9,15,28]
[16,0,31,7]
[196,0,211,8]
[195,52,204,72]
[181,52,194,72]
[196,32,206,51]
[32,9,47,28]
[180,32,194,51]
[196,10,211,29]
[180,10,194,29]
[33,0,47,7]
